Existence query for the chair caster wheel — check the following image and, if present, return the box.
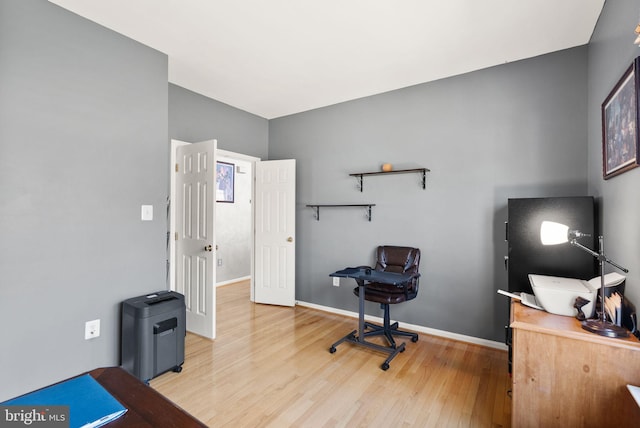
[173,365,183,373]
[329,347,336,354]
[411,336,418,343]
[381,363,390,371]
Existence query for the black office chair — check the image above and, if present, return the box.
[355,245,420,348]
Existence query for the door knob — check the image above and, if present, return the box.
[287,237,293,242]
[204,245,212,252]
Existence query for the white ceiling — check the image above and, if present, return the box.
[49,0,605,119]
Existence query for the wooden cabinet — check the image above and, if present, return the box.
[510,301,640,427]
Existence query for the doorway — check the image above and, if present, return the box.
[214,149,259,299]
[169,141,258,316]
[170,141,296,338]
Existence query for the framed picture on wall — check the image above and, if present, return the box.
[602,57,640,179]
[216,161,234,203]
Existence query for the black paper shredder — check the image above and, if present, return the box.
[121,290,186,382]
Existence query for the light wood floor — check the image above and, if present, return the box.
[151,281,512,427]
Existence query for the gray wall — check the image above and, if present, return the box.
[169,84,268,159]
[588,0,640,309]
[269,46,589,342]
[0,1,169,400]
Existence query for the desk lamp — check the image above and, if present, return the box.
[540,221,629,338]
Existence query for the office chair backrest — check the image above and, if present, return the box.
[375,246,420,273]
[374,246,420,291]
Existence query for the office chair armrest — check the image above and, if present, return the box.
[400,274,419,298]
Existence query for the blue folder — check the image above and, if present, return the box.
[1,373,127,428]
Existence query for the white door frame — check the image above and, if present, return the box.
[170,142,260,302]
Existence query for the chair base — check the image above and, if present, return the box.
[363,304,418,349]
[329,329,406,371]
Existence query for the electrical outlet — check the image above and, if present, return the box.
[217,259,222,266]
[85,319,100,340]
[333,277,340,287]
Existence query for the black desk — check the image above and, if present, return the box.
[329,267,420,370]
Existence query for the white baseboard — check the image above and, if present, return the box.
[295,300,507,351]
[216,276,251,287]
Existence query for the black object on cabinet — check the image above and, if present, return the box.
[506,197,597,294]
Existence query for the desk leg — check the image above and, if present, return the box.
[328,278,406,370]
[356,279,365,343]
[329,330,357,351]
[329,279,364,349]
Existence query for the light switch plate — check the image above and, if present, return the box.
[141,205,153,221]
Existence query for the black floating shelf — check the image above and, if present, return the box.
[305,204,376,221]
[349,167,430,192]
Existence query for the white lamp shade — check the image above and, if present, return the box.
[540,221,570,245]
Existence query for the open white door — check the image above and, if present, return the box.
[175,139,217,339]
[254,159,296,306]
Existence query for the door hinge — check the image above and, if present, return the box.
[175,232,178,241]
[175,163,179,172]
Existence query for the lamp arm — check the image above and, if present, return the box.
[602,257,629,274]
[570,239,599,258]
[570,240,629,273]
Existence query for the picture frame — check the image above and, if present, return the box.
[602,57,640,179]
[216,161,234,203]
